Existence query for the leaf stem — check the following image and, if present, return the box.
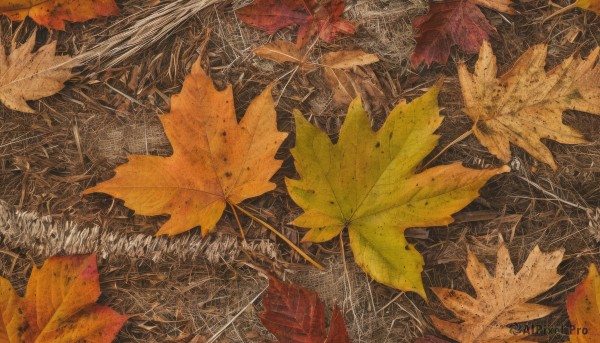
[229,202,245,240]
[230,203,324,270]
[422,129,473,169]
[543,2,579,22]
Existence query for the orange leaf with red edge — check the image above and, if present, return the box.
[411,0,515,67]
[259,276,350,343]
[0,254,128,343]
[84,59,288,237]
[566,264,600,343]
[236,0,355,47]
[0,0,119,30]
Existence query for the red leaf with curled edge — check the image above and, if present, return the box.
[236,0,355,47]
[410,0,515,67]
[259,276,351,343]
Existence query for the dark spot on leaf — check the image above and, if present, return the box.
[476,121,492,135]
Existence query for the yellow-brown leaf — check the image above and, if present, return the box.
[459,41,600,170]
[431,238,563,343]
[0,34,75,113]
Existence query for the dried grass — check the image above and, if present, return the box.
[0,0,600,342]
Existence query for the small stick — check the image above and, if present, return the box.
[422,129,473,169]
[229,203,245,240]
[206,284,268,343]
[339,232,363,337]
[231,203,324,270]
[543,1,580,22]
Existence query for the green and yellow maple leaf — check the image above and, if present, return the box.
[286,83,509,297]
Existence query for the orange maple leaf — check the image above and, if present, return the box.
[566,264,600,343]
[0,254,128,342]
[84,59,288,236]
[0,0,119,30]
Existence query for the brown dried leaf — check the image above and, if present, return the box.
[253,40,315,70]
[0,34,75,113]
[459,41,600,170]
[253,42,384,109]
[431,238,563,343]
[320,50,383,109]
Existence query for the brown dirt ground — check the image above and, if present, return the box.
[1,0,600,342]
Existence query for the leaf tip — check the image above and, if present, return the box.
[498,165,511,173]
[81,187,95,196]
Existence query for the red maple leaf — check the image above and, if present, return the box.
[259,276,351,343]
[236,0,356,47]
[410,0,514,67]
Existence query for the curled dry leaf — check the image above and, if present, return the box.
[411,0,515,67]
[0,34,75,113]
[0,0,119,30]
[259,276,350,343]
[286,82,508,297]
[431,237,563,343]
[254,40,384,109]
[84,59,287,236]
[254,40,315,70]
[236,0,355,47]
[0,254,128,342]
[566,264,600,343]
[321,50,384,109]
[459,41,600,170]
[321,50,379,69]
